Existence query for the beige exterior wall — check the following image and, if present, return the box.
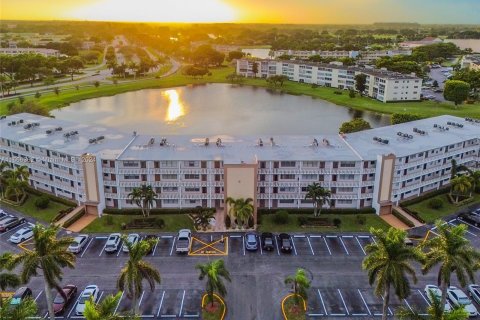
[224,164,258,225]
[82,154,100,204]
[379,157,394,202]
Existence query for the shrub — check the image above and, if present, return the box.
[273,210,289,225]
[155,218,165,228]
[355,215,366,225]
[334,90,343,95]
[225,215,231,228]
[258,207,375,215]
[311,83,318,89]
[333,218,342,227]
[34,196,50,209]
[297,216,308,226]
[121,223,127,230]
[248,216,254,228]
[339,118,371,134]
[349,89,356,98]
[428,198,444,210]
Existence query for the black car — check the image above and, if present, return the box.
[0,217,26,232]
[144,235,158,255]
[278,233,292,253]
[261,232,274,251]
[458,212,480,227]
[10,287,32,307]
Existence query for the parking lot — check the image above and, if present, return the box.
[2,205,480,319]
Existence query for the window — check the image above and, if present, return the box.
[303,161,318,167]
[337,199,353,204]
[161,174,177,180]
[279,199,295,204]
[123,161,139,167]
[163,199,178,204]
[185,187,200,192]
[124,175,139,180]
[279,187,296,192]
[160,161,177,167]
[184,161,198,167]
[302,174,317,180]
[339,174,355,180]
[184,174,200,180]
[280,174,295,180]
[337,187,354,193]
[340,161,356,168]
[280,161,296,167]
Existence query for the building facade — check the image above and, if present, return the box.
[461,55,480,71]
[1,114,478,217]
[0,47,60,57]
[236,59,422,102]
[272,49,412,63]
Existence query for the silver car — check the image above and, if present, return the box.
[68,234,90,254]
[244,232,258,251]
[104,233,121,253]
[122,233,140,252]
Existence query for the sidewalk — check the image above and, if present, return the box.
[380,214,410,230]
[393,206,424,227]
[66,214,97,233]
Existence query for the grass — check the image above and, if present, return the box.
[202,295,226,320]
[3,64,480,119]
[406,193,480,224]
[258,214,389,233]
[82,214,194,233]
[282,295,306,320]
[1,193,71,222]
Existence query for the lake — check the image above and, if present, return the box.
[444,39,480,53]
[52,84,390,135]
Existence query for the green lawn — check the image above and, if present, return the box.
[258,214,389,233]
[1,193,71,223]
[406,193,480,224]
[82,214,194,233]
[2,65,480,118]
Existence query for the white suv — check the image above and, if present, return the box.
[75,285,99,316]
[104,233,121,253]
[9,227,33,244]
[447,286,478,317]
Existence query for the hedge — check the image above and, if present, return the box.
[63,208,86,228]
[103,207,208,215]
[447,194,476,207]
[392,208,415,228]
[400,187,449,207]
[401,207,426,224]
[258,207,375,216]
[27,187,77,207]
[51,207,75,223]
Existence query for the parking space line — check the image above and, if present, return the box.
[290,236,297,256]
[449,222,477,237]
[152,239,159,256]
[317,289,328,315]
[156,291,166,317]
[274,236,280,256]
[229,235,241,238]
[97,291,104,304]
[34,290,43,302]
[339,237,349,255]
[293,235,305,238]
[210,235,213,242]
[179,289,186,316]
[67,294,83,318]
[357,235,370,238]
[381,295,394,316]
[80,237,94,258]
[98,240,107,257]
[458,219,480,232]
[95,236,108,239]
[306,236,315,255]
[342,235,353,238]
[116,241,123,257]
[338,289,349,316]
[418,289,430,306]
[113,291,124,314]
[325,235,337,238]
[309,235,322,238]
[242,236,246,256]
[161,235,173,239]
[355,236,367,255]
[259,238,263,255]
[322,237,332,255]
[169,237,176,256]
[403,298,413,312]
[358,289,371,316]
[138,290,145,308]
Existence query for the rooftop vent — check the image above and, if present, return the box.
[433,124,449,131]
[258,138,263,147]
[447,121,463,128]
[23,124,33,130]
[89,138,97,144]
[8,121,16,126]
[204,138,209,146]
[373,136,389,145]
[148,137,155,145]
[397,131,413,140]
[64,130,78,139]
[413,127,427,135]
[322,138,330,146]
[312,138,319,147]
[19,119,24,124]
[0,116,6,120]
[46,129,53,135]
[160,137,168,146]
[97,135,105,141]
[55,127,62,131]
[465,118,480,124]
[216,138,223,147]
[270,137,275,147]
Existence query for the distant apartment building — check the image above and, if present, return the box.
[0,47,60,57]
[461,55,480,71]
[236,59,422,102]
[272,49,411,63]
[1,113,478,218]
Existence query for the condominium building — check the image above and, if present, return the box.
[0,47,60,57]
[272,49,411,63]
[236,59,422,102]
[461,55,480,71]
[1,113,478,218]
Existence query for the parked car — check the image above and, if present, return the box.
[122,233,140,252]
[470,208,480,216]
[468,284,480,305]
[261,232,274,251]
[104,233,121,253]
[144,235,158,255]
[447,286,478,317]
[9,227,33,244]
[0,216,26,232]
[176,229,192,254]
[279,233,292,253]
[244,232,258,251]
[10,287,32,307]
[68,235,90,254]
[424,285,451,312]
[76,285,99,316]
[0,209,8,220]
[53,284,78,315]
[458,212,480,227]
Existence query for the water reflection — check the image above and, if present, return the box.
[163,89,185,122]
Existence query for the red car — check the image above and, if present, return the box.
[53,285,78,315]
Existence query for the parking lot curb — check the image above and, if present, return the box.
[281,294,307,320]
[201,293,226,320]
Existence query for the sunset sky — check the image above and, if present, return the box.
[1,0,479,24]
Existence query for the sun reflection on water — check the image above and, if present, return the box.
[163,89,185,122]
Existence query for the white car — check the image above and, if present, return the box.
[424,285,451,312]
[104,233,121,253]
[75,285,99,316]
[9,227,33,244]
[468,284,480,305]
[447,286,478,317]
[122,233,140,252]
[68,234,90,254]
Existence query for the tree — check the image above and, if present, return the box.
[225,197,254,228]
[0,297,38,320]
[117,236,160,315]
[452,69,480,93]
[53,87,60,96]
[444,80,470,107]
[94,81,100,88]
[227,51,244,61]
[266,75,289,88]
[339,118,371,133]
[468,170,480,193]
[7,101,49,117]
[182,65,209,79]
[355,74,367,95]
[252,62,259,77]
[127,185,157,218]
[191,45,224,67]
[304,182,331,217]
[34,91,41,99]
[63,57,84,81]
[284,268,311,305]
[3,165,29,202]
[0,252,21,307]
[225,73,245,84]
[421,221,480,318]
[196,259,231,307]
[9,224,76,320]
[84,292,139,320]
[189,207,215,231]
[450,175,472,202]
[362,228,423,320]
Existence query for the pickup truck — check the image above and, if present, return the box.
[175,229,192,254]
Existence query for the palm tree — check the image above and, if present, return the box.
[4,175,27,202]
[117,236,160,315]
[421,221,480,315]
[196,259,231,307]
[284,268,311,305]
[84,292,139,320]
[190,207,215,231]
[450,175,472,202]
[0,297,38,320]
[225,197,254,228]
[362,227,423,320]
[304,182,331,217]
[0,252,21,307]
[9,224,76,320]
[127,185,157,218]
[128,62,138,80]
[468,170,480,193]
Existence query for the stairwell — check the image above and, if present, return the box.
[380,214,410,230]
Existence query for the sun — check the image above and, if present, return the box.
[67,0,237,22]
